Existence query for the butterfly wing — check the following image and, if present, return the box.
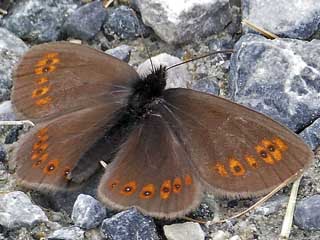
[12,42,139,123]
[14,104,118,190]
[97,105,202,218]
[162,88,313,198]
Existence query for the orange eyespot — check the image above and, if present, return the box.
[173,177,182,193]
[245,155,258,168]
[35,96,52,106]
[184,175,193,185]
[39,153,49,162]
[43,159,60,174]
[32,86,50,98]
[139,184,156,199]
[36,77,49,85]
[229,158,246,176]
[31,152,40,161]
[34,65,56,75]
[32,159,43,168]
[38,134,49,142]
[255,145,274,164]
[160,180,171,200]
[214,163,228,177]
[120,181,137,196]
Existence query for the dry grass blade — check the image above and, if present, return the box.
[242,19,279,39]
[103,0,114,8]
[207,173,300,225]
[0,8,7,15]
[279,176,302,240]
[0,120,35,127]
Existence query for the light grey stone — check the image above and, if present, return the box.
[163,222,205,240]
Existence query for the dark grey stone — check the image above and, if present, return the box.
[72,194,106,230]
[242,0,320,40]
[103,5,147,40]
[100,208,159,240]
[4,125,22,144]
[294,195,320,230]
[300,118,320,150]
[229,34,320,131]
[0,191,48,229]
[192,77,220,96]
[105,45,132,62]
[1,0,79,43]
[0,144,5,162]
[0,28,28,102]
[48,226,85,240]
[62,1,107,41]
[133,0,231,44]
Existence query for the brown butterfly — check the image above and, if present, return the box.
[11,42,313,218]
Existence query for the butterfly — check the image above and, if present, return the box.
[11,42,313,218]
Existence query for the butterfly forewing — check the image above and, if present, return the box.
[98,105,202,218]
[163,89,313,198]
[12,42,139,123]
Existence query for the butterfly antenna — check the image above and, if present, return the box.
[131,8,155,73]
[166,49,235,71]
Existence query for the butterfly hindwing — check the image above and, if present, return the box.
[97,105,202,218]
[163,89,313,198]
[14,104,116,190]
[12,42,139,123]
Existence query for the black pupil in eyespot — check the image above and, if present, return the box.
[144,191,151,196]
[268,145,275,151]
[234,166,241,172]
[162,187,169,192]
[125,187,132,192]
[175,184,181,189]
[260,151,267,158]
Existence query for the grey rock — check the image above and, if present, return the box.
[0,101,15,121]
[105,45,132,62]
[163,222,205,240]
[192,77,220,96]
[4,125,22,144]
[0,144,5,162]
[137,53,192,89]
[133,0,232,44]
[72,194,106,230]
[229,34,320,131]
[103,5,147,40]
[0,28,28,102]
[242,0,320,40]
[48,226,85,240]
[255,195,288,216]
[100,208,159,240]
[62,1,107,41]
[300,118,320,150]
[0,191,48,229]
[294,195,320,230]
[2,0,79,43]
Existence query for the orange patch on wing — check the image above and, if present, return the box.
[255,145,274,164]
[39,153,49,162]
[245,155,258,168]
[214,163,228,177]
[273,137,288,151]
[173,177,182,193]
[32,86,50,98]
[270,149,282,161]
[45,52,59,59]
[229,158,246,176]
[184,175,193,185]
[34,65,57,75]
[120,181,137,196]
[43,159,60,174]
[160,180,171,200]
[31,152,40,161]
[32,158,44,168]
[38,127,48,136]
[35,96,52,106]
[36,77,49,85]
[139,184,156,199]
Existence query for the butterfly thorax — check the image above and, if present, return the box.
[127,65,167,117]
